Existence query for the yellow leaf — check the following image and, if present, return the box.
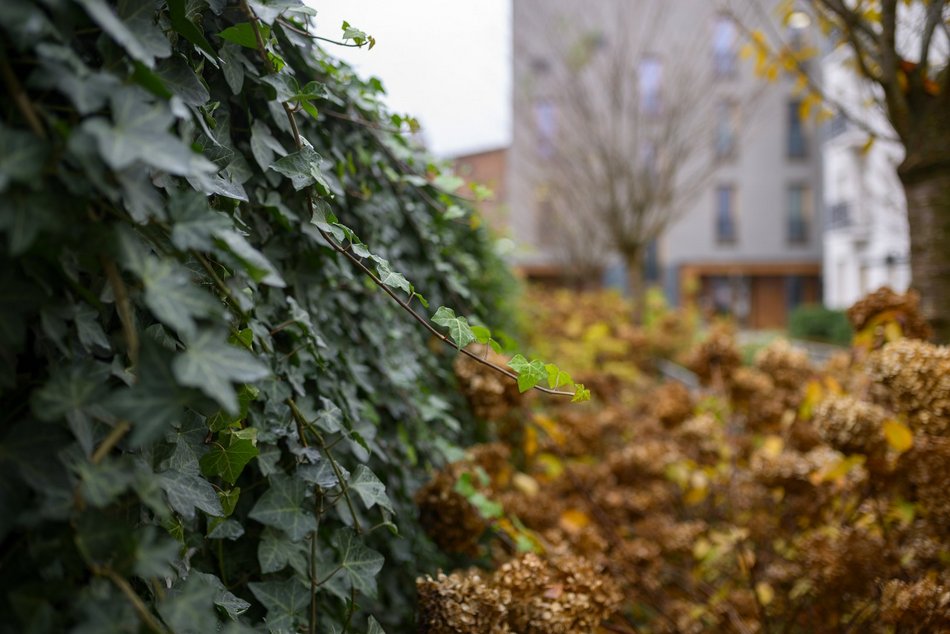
[739,42,755,61]
[884,320,903,342]
[766,64,779,82]
[469,213,482,230]
[811,454,865,484]
[860,135,876,155]
[684,485,709,505]
[756,581,775,606]
[883,419,913,453]
[799,380,824,420]
[762,435,784,458]
[512,472,540,497]
[535,452,564,479]
[559,509,591,534]
[523,424,538,460]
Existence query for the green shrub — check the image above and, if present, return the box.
[788,304,852,346]
[0,2,520,631]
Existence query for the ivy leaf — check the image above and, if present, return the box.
[248,579,308,633]
[200,430,259,484]
[349,465,394,513]
[158,471,224,519]
[172,329,270,414]
[107,341,192,447]
[258,527,307,574]
[77,0,156,67]
[572,384,592,403]
[157,573,219,634]
[0,124,49,193]
[269,146,322,190]
[333,530,384,598]
[507,354,546,392]
[83,88,217,176]
[154,55,210,106]
[169,190,231,251]
[249,120,286,172]
[431,306,476,349]
[117,0,170,62]
[218,23,269,49]
[167,0,218,61]
[375,259,411,295]
[432,173,464,192]
[191,572,251,621]
[248,473,317,541]
[141,257,220,340]
[544,364,573,390]
[216,230,286,287]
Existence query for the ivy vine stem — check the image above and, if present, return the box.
[0,47,46,138]
[92,565,168,634]
[91,421,131,465]
[286,398,362,533]
[240,3,575,399]
[101,256,139,368]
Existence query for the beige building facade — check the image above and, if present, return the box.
[508,0,823,327]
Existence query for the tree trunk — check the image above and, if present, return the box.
[898,163,950,342]
[624,251,646,325]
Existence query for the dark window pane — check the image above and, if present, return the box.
[788,100,807,158]
[716,186,736,243]
[712,15,737,77]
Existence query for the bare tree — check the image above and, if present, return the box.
[515,0,762,314]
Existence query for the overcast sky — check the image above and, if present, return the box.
[308,1,511,157]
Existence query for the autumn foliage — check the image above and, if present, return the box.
[416,287,950,633]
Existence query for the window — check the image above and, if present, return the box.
[715,185,737,244]
[714,100,738,159]
[712,15,738,77]
[533,99,557,158]
[639,56,662,115]
[787,184,811,244]
[785,275,804,310]
[787,100,807,158]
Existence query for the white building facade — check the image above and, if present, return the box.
[821,48,911,309]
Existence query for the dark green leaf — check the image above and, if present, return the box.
[334,530,384,598]
[248,579,308,633]
[167,0,218,60]
[348,465,393,513]
[141,257,221,339]
[269,146,322,190]
[257,527,307,574]
[200,430,259,484]
[158,471,225,519]
[248,473,316,541]
[172,329,270,414]
[0,124,49,192]
[218,23,268,49]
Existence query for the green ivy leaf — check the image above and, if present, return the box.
[157,574,220,634]
[0,124,49,193]
[375,259,411,295]
[544,363,573,390]
[141,257,220,340]
[191,572,251,621]
[200,430,259,484]
[248,473,316,541]
[348,465,394,513]
[83,88,217,176]
[169,190,232,251]
[334,530,384,598]
[269,145,324,190]
[167,0,218,60]
[218,23,269,49]
[257,527,307,574]
[172,329,270,414]
[77,0,157,67]
[216,230,286,287]
[572,384,592,403]
[431,306,476,349]
[158,471,225,519]
[248,579,308,633]
[507,354,546,392]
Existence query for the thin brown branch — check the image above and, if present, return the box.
[102,257,139,367]
[0,48,47,139]
[91,421,131,465]
[93,565,168,633]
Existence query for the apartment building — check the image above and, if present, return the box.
[820,49,912,309]
[508,0,823,328]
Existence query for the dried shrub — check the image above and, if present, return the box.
[867,339,950,436]
[686,322,742,385]
[847,286,932,341]
[417,553,622,634]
